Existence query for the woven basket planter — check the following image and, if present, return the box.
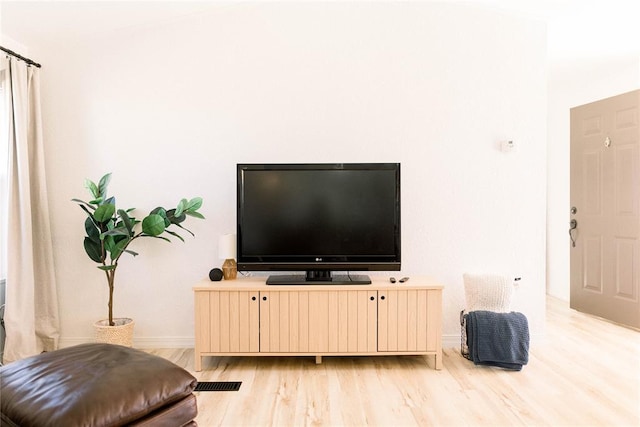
[94,318,135,347]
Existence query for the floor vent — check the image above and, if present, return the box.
[194,381,242,392]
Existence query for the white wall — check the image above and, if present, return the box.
[18,2,547,347]
[546,57,640,301]
[0,35,27,54]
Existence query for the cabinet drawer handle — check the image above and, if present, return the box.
[262,296,267,301]
[380,295,385,300]
[251,296,257,301]
[370,296,375,301]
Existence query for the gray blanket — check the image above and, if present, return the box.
[466,310,529,371]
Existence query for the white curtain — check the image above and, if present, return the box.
[1,56,59,363]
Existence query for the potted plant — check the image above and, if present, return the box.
[73,173,204,346]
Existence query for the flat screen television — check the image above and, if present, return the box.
[237,163,401,285]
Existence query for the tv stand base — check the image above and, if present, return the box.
[193,276,443,371]
[266,274,371,285]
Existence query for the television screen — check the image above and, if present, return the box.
[237,163,401,284]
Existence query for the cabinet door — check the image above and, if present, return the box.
[259,290,377,353]
[333,290,377,353]
[378,289,429,352]
[195,291,260,353]
[259,291,292,352]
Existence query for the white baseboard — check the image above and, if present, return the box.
[443,334,461,348]
[60,333,541,351]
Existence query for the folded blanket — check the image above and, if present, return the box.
[466,310,529,371]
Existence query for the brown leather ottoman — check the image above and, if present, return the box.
[0,343,197,426]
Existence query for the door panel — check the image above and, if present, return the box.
[583,236,603,292]
[615,238,637,300]
[570,89,640,329]
[615,145,638,215]
[583,151,602,215]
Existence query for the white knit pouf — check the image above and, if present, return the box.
[463,273,514,313]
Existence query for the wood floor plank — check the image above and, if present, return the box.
[148,296,640,426]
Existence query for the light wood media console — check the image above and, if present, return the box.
[193,276,443,371]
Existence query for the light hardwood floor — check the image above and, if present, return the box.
[148,297,640,426]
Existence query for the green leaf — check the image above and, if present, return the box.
[150,207,170,227]
[118,209,134,234]
[186,197,203,211]
[110,237,131,260]
[174,199,187,218]
[103,235,115,254]
[72,198,97,211]
[124,249,139,257]
[83,237,103,263]
[144,235,171,243]
[85,217,100,243]
[101,227,130,239]
[98,265,116,271]
[166,209,186,225]
[113,233,128,244]
[84,179,99,198]
[94,203,115,223]
[164,228,185,242]
[98,173,112,198]
[184,211,205,220]
[104,196,116,206]
[77,204,96,221]
[89,197,104,205]
[142,214,166,236]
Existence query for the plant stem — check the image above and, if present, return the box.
[103,267,115,326]
[103,233,140,326]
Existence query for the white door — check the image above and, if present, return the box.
[570,89,640,329]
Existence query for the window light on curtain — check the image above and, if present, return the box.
[0,53,60,363]
[0,69,7,361]
[1,71,7,280]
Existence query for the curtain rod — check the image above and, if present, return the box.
[0,45,42,68]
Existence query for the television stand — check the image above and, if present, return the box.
[193,276,443,370]
[266,274,371,285]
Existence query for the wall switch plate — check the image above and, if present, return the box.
[501,140,515,152]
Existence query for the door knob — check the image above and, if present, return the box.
[569,219,578,247]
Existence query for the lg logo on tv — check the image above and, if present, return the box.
[315,258,323,262]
